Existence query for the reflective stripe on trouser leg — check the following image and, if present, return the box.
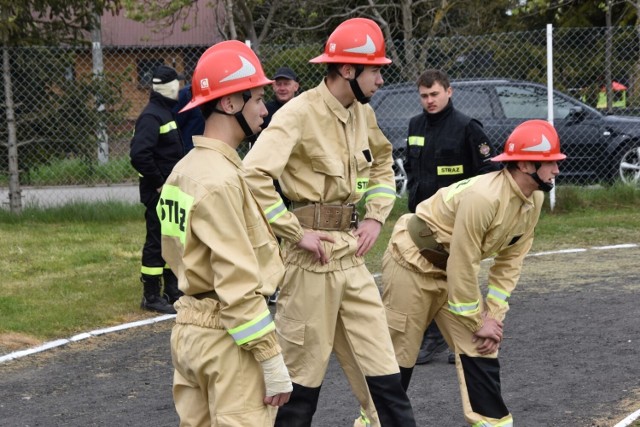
[381,250,448,369]
[141,191,165,274]
[170,307,275,426]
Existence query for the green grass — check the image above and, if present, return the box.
[1,156,138,186]
[1,185,639,349]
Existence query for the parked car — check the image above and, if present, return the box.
[370,79,640,195]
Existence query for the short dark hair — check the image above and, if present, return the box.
[416,69,450,90]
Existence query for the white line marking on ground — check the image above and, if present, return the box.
[614,407,640,427]
[0,314,175,364]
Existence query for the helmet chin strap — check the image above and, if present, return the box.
[348,65,371,104]
[529,162,553,192]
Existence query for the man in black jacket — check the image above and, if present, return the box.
[130,65,185,314]
[405,69,499,365]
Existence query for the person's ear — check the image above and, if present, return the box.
[219,95,235,114]
[340,64,354,79]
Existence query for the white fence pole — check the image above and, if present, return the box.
[547,23,556,211]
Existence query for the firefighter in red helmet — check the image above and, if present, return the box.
[381,120,564,426]
[243,17,416,427]
[158,40,292,426]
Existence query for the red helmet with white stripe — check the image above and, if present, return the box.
[492,120,566,162]
[180,40,273,113]
[309,18,391,65]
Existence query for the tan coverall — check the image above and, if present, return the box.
[244,80,413,427]
[383,169,543,426]
[158,136,285,427]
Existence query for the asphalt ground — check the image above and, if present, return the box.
[1,245,639,426]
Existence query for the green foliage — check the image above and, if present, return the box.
[0,0,121,47]
[262,44,325,91]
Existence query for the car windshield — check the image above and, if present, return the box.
[495,84,585,120]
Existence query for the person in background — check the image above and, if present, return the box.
[158,40,292,425]
[243,17,416,427]
[405,69,500,366]
[129,64,184,314]
[383,120,565,425]
[262,66,300,129]
[174,82,205,152]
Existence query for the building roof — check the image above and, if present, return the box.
[100,1,223,47]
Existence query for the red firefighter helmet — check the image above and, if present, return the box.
[180,40,273,113]
[309,18,391,65]
[492,120,566,162]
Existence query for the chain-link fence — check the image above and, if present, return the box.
[2,26,640,209]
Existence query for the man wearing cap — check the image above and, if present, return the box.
[381,120,565,425]
[130,64,185,314]
[244,18,415,427]
[262,66,300,129]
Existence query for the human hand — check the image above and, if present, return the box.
[296,230,335,264]
[473,314,503,343]
[353,218,382,257]
[260,353,293,407]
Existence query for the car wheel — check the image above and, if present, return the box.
[618,145,640,185]
[393,156,408,197]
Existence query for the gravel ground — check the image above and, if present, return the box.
[1,247,639,426]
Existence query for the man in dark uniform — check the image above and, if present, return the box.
[263,66,300,129]
[405,69,500,365]
[130,65,185,314]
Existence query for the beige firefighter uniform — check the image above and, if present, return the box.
[243,80,408,426]
[383,168,543,426]
[158,136,285,427]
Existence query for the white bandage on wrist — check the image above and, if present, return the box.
[259,353,293,397]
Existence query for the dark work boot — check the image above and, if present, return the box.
[140,275,176,314]
[162,269,183,304]
[275,383,322,427]
[416,321,447,365]
[366,373,416,427]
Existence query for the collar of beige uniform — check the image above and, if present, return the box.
[503,168,536,206]
[318,78,357,124]
[192,135,243,169]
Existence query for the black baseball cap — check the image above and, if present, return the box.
[152,65,184,84]
[272,66,298,81]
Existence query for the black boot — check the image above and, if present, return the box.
[140,275,176,314]
[366,373,416,427]
[416,321,447,364]
[162,269,183,304]
[275,383,322,427]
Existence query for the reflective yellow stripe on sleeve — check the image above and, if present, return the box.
[407,136,424,147]
[264,199,288,224]
[228,309,275,345]
[448,299,480,316]
[364,184,397,202]
[487,285,510,306]
[159,121,178,134]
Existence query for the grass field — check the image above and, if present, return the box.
[1,184,639,353]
